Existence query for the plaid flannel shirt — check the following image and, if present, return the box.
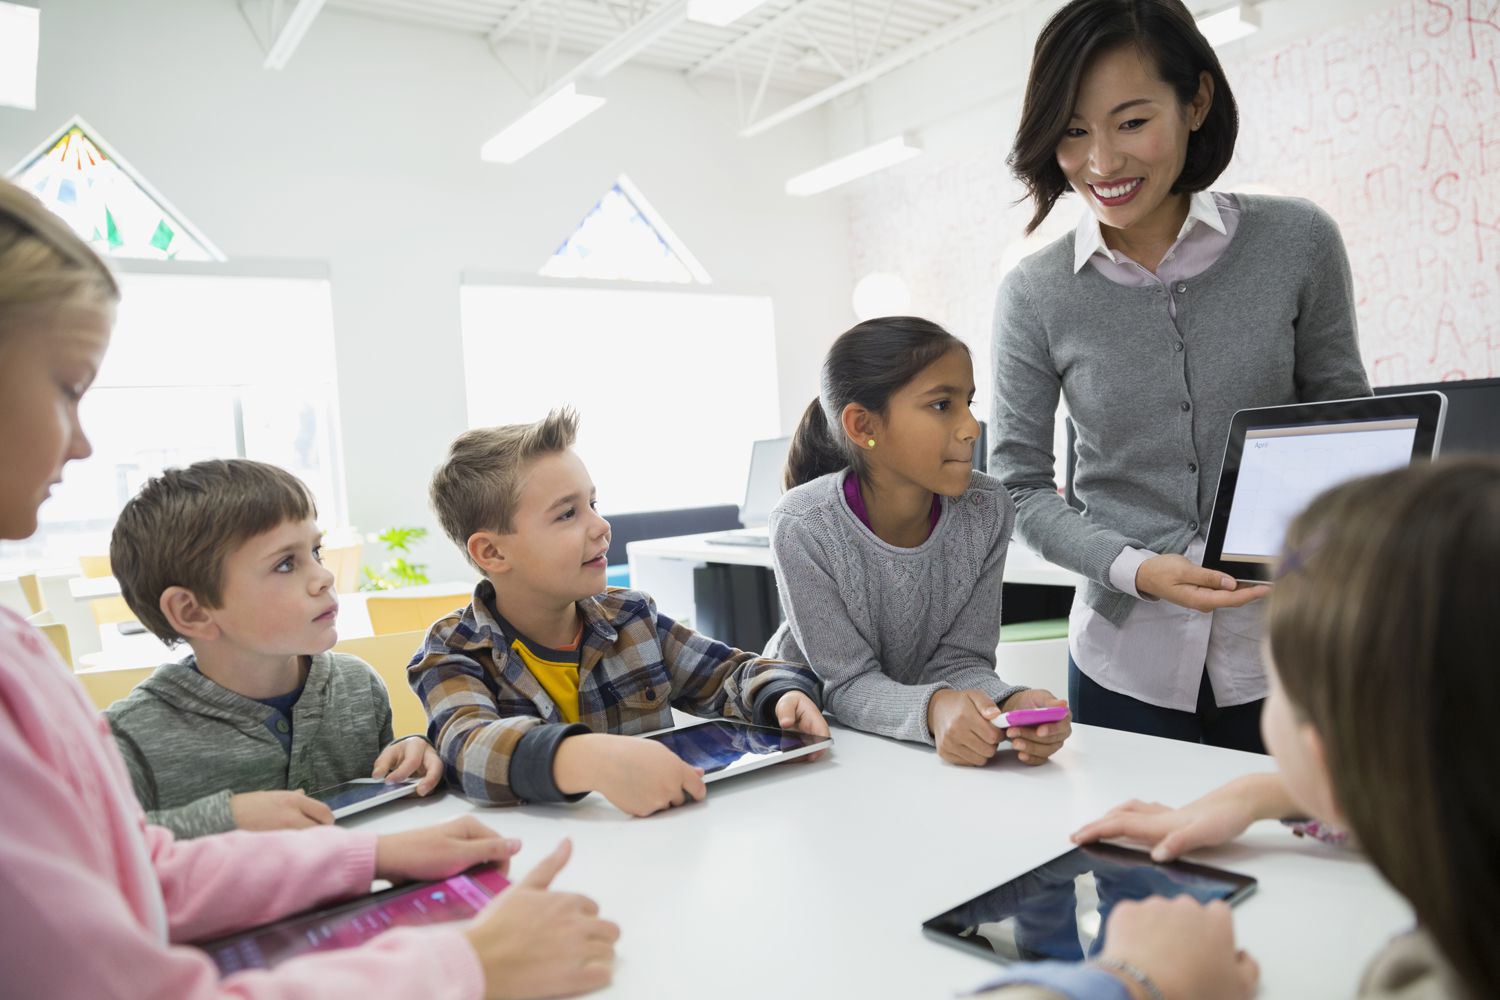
[408,581,823,806]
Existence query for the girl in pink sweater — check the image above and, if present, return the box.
[0,182,618,998]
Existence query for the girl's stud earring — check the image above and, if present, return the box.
[866,438,876,448]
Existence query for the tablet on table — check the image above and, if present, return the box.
[647,719,831,782]
[307,777,421,819]
[196,863,509,974]
[922,842,1256,965]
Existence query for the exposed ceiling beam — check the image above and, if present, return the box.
[740,0,1020,136]
[264,0,327,69]
[565,0,690,78]
[487,0,550,47]
[685,0,827,79]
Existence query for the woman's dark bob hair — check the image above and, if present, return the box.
[1009,0,1239,234]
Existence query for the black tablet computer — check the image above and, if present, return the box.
[922,843,1257,965]
[647,719,830,782]
[195,863,509,975]
[1203,392,1446,583]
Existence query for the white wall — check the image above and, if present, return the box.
[0,0,852,578]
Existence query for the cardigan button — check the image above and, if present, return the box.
[1174,342,1184,353]
[1176,283,1188,293]
[1189,462,1198,473]
[1189,520,1200,531]
[1180,401,1191,412]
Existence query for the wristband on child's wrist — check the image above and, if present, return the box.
[1089,958,1167,1000]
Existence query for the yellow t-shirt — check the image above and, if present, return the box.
[509,628,584,723]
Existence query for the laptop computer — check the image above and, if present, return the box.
[707,436,791,547]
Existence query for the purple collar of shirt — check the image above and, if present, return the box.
[842,471,941,536]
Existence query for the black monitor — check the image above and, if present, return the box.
[1374,377,1500,455]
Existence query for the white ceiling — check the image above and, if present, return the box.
[329,0,1011,95]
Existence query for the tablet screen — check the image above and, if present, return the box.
[1221,418,1418,564]
[309,778,418,814]
[202,865,509,975]
[649,720,826,777]
[922,844,1256,964]
[1203,392,1445,582]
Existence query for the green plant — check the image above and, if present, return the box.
[359,526,431,591]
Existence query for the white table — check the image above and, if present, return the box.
[627,531,1081,625]
[349,721,1410,999]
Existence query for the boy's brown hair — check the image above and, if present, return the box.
[430,408,579,569]
[110,459,316,644]
[1269,457,1500,997]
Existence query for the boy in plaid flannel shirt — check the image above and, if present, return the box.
[412,408,828,816]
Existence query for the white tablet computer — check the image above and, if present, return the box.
[1203,392,1446,583]
[647,719,830,782]
[308,777,420,819]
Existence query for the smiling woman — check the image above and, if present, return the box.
[988,0,1371,751]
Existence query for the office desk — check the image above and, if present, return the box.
[351,721,1409,1000]
[627,531,1081,626]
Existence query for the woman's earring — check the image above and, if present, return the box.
[866,438,876,448]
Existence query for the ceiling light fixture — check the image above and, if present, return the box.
[1195,2,1260,47]
[785,135,923,197]
[480,80,607,164]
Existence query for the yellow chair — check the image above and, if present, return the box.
[75,664,155,711]
[18,573,43,615]
[79,555,137,627]
[36,620,72,667]
[333,630,431,739]
[364,592,470,637]
[321,541,364,595]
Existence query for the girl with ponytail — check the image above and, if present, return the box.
[767,317,1071,767]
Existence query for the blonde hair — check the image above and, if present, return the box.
[430,408,580,567]
[0,179,120,333]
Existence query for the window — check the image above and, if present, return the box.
[540,176,709,284]
[1,271,347,572]
[459,283,778,514]
[8,116,222,262]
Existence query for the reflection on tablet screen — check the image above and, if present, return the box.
[311,779,415,813]
[208,870,501,974]
[924,844,1254,963]
[651,723,815,775]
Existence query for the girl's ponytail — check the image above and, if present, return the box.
[784,397,849,490]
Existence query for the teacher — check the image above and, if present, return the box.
[990,0,1369,751]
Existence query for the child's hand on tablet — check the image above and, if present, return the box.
[374,816,521,883]
[372,735,444,795]
[1098,896,1258,1000]
[1072,773,1294,861]
[466,839,618,1000]
[774,691,830,762]
[997,690,1072,765]
[555,733,707,817]
[927,689,1004,766]
[230,789,334,831]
